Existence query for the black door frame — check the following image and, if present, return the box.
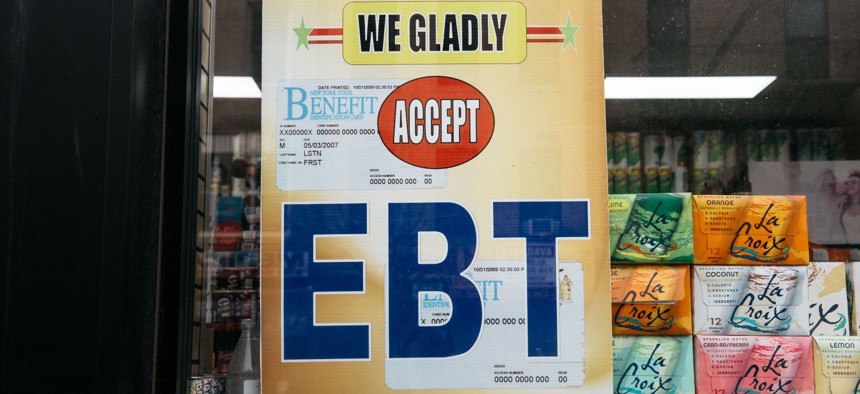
[0,0,201,391]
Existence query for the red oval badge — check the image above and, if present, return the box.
[378,76,494,169]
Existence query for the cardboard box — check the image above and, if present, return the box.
[611,265,692,335]
[812,336,860,393]
[693,266,810,335]
[695,335,813,394]
[613,335,694,394]
[807,262,850,336]
[848,262,860,336]
[609,193,693,263]
[693,195,809,265]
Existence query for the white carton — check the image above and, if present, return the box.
[693,265,810,335]
[807,262,850,336]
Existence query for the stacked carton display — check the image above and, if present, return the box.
[609,193,695,393]
[607,193,860,393]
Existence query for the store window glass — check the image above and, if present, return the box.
[603,0,860,249]
[184,0,860,391]
[186,0,263,390]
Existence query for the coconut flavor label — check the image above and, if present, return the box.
[694,266,810,335]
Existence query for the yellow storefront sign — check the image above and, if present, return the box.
[342,2,527,64]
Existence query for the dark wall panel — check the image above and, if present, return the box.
[0,0,172,392]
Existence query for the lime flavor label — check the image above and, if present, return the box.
[609,193,693,263]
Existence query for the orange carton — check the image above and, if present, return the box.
[693,195,809,265]
[611,264,693,334]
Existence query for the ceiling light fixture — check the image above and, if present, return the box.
[213,76,262,98]
[604,76,777,99]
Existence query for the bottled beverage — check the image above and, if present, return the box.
[226,319,261,394]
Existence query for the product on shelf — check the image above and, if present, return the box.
[612,131,629,194]
[214,267,259,290]
[810,128,827,161]
[211,290,258,323]
[628,132,642,193]
[692,130,709,194]
[189,376,225,394]
[773,129,791,162]
[723,131,737,173]
[707,130,725,179]
[609,193,693,263]
[692,195,810,265]
[796,128,814,161]
[610,265,692,335]
[216,350,233,375]
[640,133,674,193]
[760,129,776,161]
[234,251,260,267]
[213,292,237,322]
[670,135,688,193]
[694,336,813,394]
[746,128,761,162]
[214,196,244,251]
[226,319,261,393]
[693,265,810,335]
[211,251,236,267]
[643,134,662,194]
[807,262,850,336]
[607,135,616,194]
[657,134,673,193]
[612,335,694,394]
[609,126,847,195]
[826,127,845,160]
[812,336,860,393]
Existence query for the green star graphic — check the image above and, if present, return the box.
[294,17,312,51]
[560,13,580,50]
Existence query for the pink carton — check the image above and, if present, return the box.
[695,335,813,394]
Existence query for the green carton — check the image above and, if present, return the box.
[609,193,693,263]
